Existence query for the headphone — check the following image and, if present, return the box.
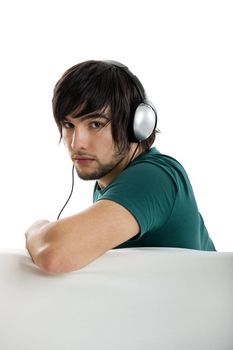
[103,60,157,142]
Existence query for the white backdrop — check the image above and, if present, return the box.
[0,0,232,251]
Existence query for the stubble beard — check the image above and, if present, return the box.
[75,149,127,181]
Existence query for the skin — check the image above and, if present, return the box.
[25,110,142,274]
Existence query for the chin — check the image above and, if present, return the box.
[75,169,98,181]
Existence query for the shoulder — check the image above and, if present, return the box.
[121,148,180,190]
[94,148,178,214]
[94,148,178,201]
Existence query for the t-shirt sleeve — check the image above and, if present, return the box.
[94,162,177,238]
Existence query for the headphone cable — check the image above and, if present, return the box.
[57,164,75,220]
[125,143,140,169]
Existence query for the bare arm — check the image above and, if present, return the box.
[25,200,139,274]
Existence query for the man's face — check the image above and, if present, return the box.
[61,109,127,188]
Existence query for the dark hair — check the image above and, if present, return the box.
[52,60,157,153]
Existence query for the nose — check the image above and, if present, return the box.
[71,125,88,151]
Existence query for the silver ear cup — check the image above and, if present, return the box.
[133,104,156,141]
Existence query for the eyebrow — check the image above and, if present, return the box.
[64,111,111,122]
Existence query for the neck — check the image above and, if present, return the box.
[98,143,142,189]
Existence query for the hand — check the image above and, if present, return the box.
[25,219,50,238]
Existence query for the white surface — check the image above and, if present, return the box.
[0,248,233,350]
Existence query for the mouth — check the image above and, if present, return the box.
[72,155,96,165]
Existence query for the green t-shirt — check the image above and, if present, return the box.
[93,147,216,251]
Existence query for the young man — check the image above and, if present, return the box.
[25,60,216,274]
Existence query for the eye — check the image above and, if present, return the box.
[90,121,104,129]
[62,121,74,129]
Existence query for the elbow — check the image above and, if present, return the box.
[36,248,84,274]
[36,249,66,274]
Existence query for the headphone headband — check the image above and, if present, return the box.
[103,60,146,102]
[103,60,157,142]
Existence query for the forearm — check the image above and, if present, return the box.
[24,200,140,274]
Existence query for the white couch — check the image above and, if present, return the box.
[0,248,232,350]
